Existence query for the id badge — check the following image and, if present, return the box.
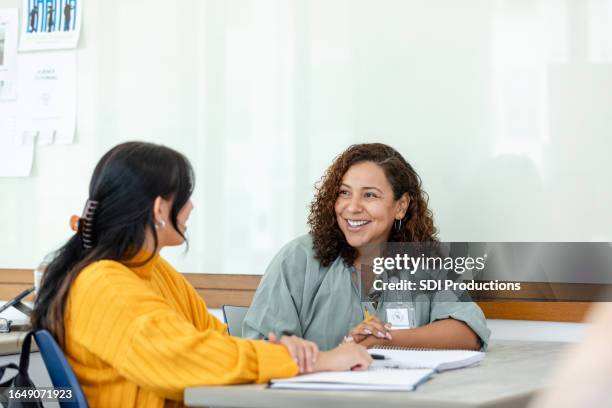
[386,304,416,329]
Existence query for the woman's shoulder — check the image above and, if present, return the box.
[67,260,136,308]
[256,235,326,298]
[259,234,319,278]
[272,234,317,265]
[78,259,132,278]
[155,256,179,274]
[73,260,127,285]
[152,256,191,287]
[73,258,160,291]
[73,256,183,293]
[281,233,315,253]
[70,257,178,306]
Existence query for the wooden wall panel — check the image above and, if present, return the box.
[0,269,596,322]
[471,281,612,302]
[0,269,35,302]
[0,284,35,302]
[477,301,592,322]
[185,274,261,291]
[195,289,256,308]
[0,269,33,284]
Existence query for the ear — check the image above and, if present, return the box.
[395,193,410,220]
[153,196,164,223]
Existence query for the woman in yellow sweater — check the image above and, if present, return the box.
[31,142,371,408]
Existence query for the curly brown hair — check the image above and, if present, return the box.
[307,143,438,267]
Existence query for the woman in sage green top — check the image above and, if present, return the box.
[243,143,490,351]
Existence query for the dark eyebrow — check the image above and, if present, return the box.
[363,186,384,194]
[341,183,384,194]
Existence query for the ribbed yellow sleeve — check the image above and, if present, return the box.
[66,260,298,402]
[154,257,229,335]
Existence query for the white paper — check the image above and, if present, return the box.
[17,51,76,144]
[19,0,83,51]
[369,348,485,372]
[270,368,434,391]
[0,9,19,100]
[0,101,35,177]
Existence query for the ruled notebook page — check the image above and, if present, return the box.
[369,348,485,371]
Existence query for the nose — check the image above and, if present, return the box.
[346,195,363,213]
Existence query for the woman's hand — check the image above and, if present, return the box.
[313,343,373,372]
[357,334,389,349]
[345,315,392,344]
[268,332,319,374]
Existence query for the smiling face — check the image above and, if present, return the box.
[334,161,409,255]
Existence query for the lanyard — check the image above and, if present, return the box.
[350,265,377,320]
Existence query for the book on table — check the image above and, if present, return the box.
[269,368,435,391]
[269,347,484,391]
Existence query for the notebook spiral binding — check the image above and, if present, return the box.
[374,345,477,352]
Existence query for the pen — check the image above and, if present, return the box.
[363,307,370,320]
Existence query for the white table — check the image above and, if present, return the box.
[185,340,569,408]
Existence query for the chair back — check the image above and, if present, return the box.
[34,330,89,408]
[221,305,249,337]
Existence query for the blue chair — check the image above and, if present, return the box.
[34,330,89,408]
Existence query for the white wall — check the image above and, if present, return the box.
[0,0,611,275]
[487,319,587,343]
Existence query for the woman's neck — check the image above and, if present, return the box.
[143,228,163,254]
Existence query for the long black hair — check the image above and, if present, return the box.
[31,142,195,345]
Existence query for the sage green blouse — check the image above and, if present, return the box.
[242,235,490,351]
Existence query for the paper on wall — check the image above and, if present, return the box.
[17,51,76,145]
[19,0,83,51]
[0,101,35,177]
[0,9,19,100]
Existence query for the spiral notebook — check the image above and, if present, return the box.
[269,368,434,391]
[369,347,485,372]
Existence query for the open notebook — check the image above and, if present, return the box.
[269,368,434,391]
[369,347,485,372]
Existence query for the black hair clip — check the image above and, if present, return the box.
[78,199,99,249]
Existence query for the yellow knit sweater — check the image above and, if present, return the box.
[64,252,298,407]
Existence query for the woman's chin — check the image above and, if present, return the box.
[345,234,370,250]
